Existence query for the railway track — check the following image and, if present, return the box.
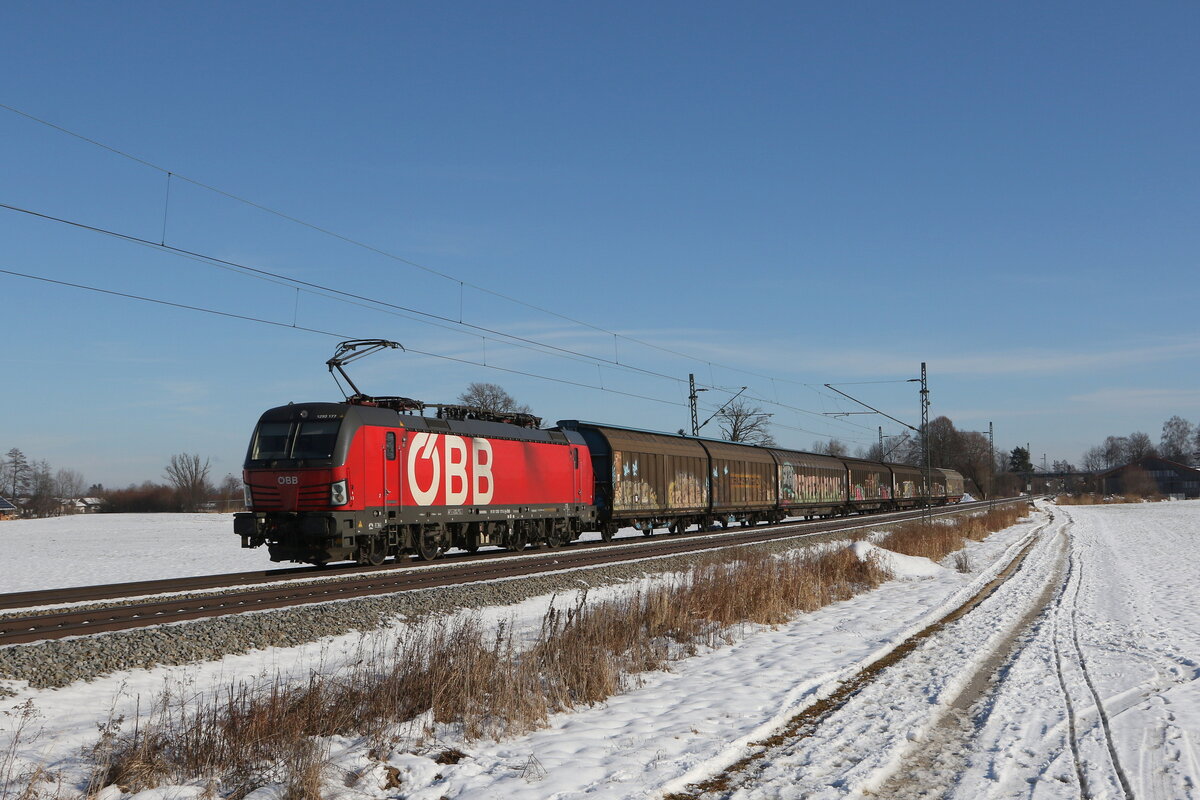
[0,499,1025,646]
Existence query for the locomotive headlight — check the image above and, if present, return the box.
[330,480,348,506]
[243,484,252,508]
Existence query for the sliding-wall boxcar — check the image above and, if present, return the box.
[770,449,847,518]
[844,457,892,513]
[557,421,709,538]
[934,468,965,504]
[889,463,925,509]
[699,439,779,526]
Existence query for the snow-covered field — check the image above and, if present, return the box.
[2,501,1199,799]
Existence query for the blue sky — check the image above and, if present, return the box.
[2,1,1197,487]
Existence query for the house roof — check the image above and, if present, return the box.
[1097,455,1200,480]
[0,497,16,512]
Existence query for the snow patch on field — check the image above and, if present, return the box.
[851,540,949,579]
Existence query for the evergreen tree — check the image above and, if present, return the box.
[1008,446,1033,473]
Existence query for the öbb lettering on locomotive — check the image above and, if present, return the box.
[235,398,964,566]
[405,433,494,507]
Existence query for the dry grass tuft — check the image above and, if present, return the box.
[878,506,1022,565]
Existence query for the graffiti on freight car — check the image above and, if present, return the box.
[851,472,888,501]
[779,463,843,504]
[668,472,705,508]
[612,451,658,510]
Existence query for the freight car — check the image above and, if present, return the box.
[557,420,963,540]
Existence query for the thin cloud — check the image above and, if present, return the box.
[1067,387,1200,410]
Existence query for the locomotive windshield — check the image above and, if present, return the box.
[249,418,343,464]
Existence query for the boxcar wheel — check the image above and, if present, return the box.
[600,524,616,543]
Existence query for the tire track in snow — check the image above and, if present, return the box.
[663,507,1058,800]
[871,521,1072,799]
[1050,551,1089,796]
[1056,507,1136,799]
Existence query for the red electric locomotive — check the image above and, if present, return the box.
[234,341,595,565]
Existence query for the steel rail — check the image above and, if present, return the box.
[0,499,1029,646]
[0,499,1016,611]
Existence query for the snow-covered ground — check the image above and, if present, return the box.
[2,502,1199,798]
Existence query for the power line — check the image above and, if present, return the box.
[0,198,878,436]
[0,101,895,399]
[0,264,861,443]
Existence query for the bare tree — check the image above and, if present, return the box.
[219,473,243,512]
[718,399,775,446]
[954,431,994,498]
[165,453,213,512]
[25,460,59,518]
[456,382,532,415]
[54,468,86,499]
[2,448,30,500]
[925,416,962,470]
[1160,416,1194,464]
[1103,435,1129,468]
[1125,431,1156,461]
[811,438,848,457]
[1081,445,1108,473]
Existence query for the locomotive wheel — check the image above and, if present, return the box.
[462,527,480,554]
[358,537,387,567]
[506,525,528,552]
[414,527,446,561]
[544,520,567,549]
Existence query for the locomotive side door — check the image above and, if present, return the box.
[571,446,582,502]
[383,430,399,507]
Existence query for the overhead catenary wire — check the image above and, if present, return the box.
[0,265,861,442]
[0,199,883,437]
[0,101,902,399]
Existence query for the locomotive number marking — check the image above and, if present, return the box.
[407,433,494,507]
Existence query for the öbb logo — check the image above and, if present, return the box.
[406,433,494,507]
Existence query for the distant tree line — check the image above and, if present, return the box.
[1078,415,1200,472]
[1,447,88,518]
[1,447,241,517]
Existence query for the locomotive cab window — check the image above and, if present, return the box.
[249,417,344,464]
[251,422,293,460]
[292,420,340,460]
